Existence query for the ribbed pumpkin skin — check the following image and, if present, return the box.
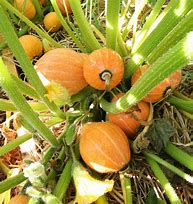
[43,12,62,32]
[56,0,72,15]
[14,0,36,20]
[80,122,131,173]
[107,93,150,138]
[131,65,182,103]
[83,48,124,90]
[35,48,88,96]
[19,35,43,60]
[9,195,29,204]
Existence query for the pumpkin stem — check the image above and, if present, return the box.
[100,70,112,91]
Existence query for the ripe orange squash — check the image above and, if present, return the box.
[43,12,62,32]
[83,48,124,90]
[9,195,29,204]
[79,122,131,173]
[107,93,150,138]
[131,65,182,103]
[56,0,72,15]
[14,0,36,20]
[19,35,43,60]
[35,48,88,96]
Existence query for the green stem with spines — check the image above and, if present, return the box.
[106,0,120,50]
[0,6,66,119]
[132,0,166,53]
[145,157,182,204]
[0,133,32,157]
[11,75,40,99]
[100,32,193,113]
[167,96,193,114]
[32,0,44,20]
[0,0,62,48]
[125,0,193,78]
[68,0,101,51]
[53,159,73,201]
[144,151,193,184]
[147,9,193,64]
[164,143,193,171]
[119,172,132,204]
[50,0,87,53]
[0,58,58,146]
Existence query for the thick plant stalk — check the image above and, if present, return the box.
[106,0,120,50]
[0,7,66,119]
[32,0,44,20]
[164,143,193,171]
[0,0,62,48]
[50,0,86,52]
[167,96,193,114]
[144,151,193,184]
[145,157,182,204]
[148,9,193,64]
[0,134,32,157]
[0,58,58,146]
[53,159,73,200]
[132,0,166,53]
[119,172,132,204]
[125,0,193,78]
[69,0,101,51]
[100,32,193,113]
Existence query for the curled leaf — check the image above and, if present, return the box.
[73,162,114,204]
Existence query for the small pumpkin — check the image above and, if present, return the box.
[83,48,124,90]
[107,93,150,138]
[131,65,182,103]
[35,48,88,96]
[79,122,131,173]
[19,35,43,60]
[9,195,29,204]
[14,0,36,20]
[56,0,72,15]
[43,12,62,32]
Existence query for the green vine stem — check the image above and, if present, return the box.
[144,151,193,184]
[147,9,193,64]
[0,7,66,119]
[11,75,40,99]
[173,91,192,101]
[0,0,62,48]
[0,133,32,157]
[167,96,193,114]
[100,32,193,113]
[106,0,120,50]
[50,0,87,53]
[119,172,132,204]
[122,0,147,40]
[32,0,44,20]
[0,58,58,146]
[132,0,165,53]
[53,159,73,200]
[125,0,193,78]
[69,0,101,51]
[164,143,193,171]
[145,157,182,204]
[0,173,26,194]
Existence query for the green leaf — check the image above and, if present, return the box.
[146,119,176,153]
[65,123,77,146]
[145,189,166,204]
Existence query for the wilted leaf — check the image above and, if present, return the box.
[73,162,114,204]
[146,119,176,153]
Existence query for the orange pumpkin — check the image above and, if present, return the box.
[43,12,62,32]
[83,48,124,90]
[14,0,36,20]
[56,0,72,15]
[107,93,150,138]
[35,48,88,96]
[131,65,182,103]
[19,35,43,60]
[9,195,29,204]
[79,122,131,173]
